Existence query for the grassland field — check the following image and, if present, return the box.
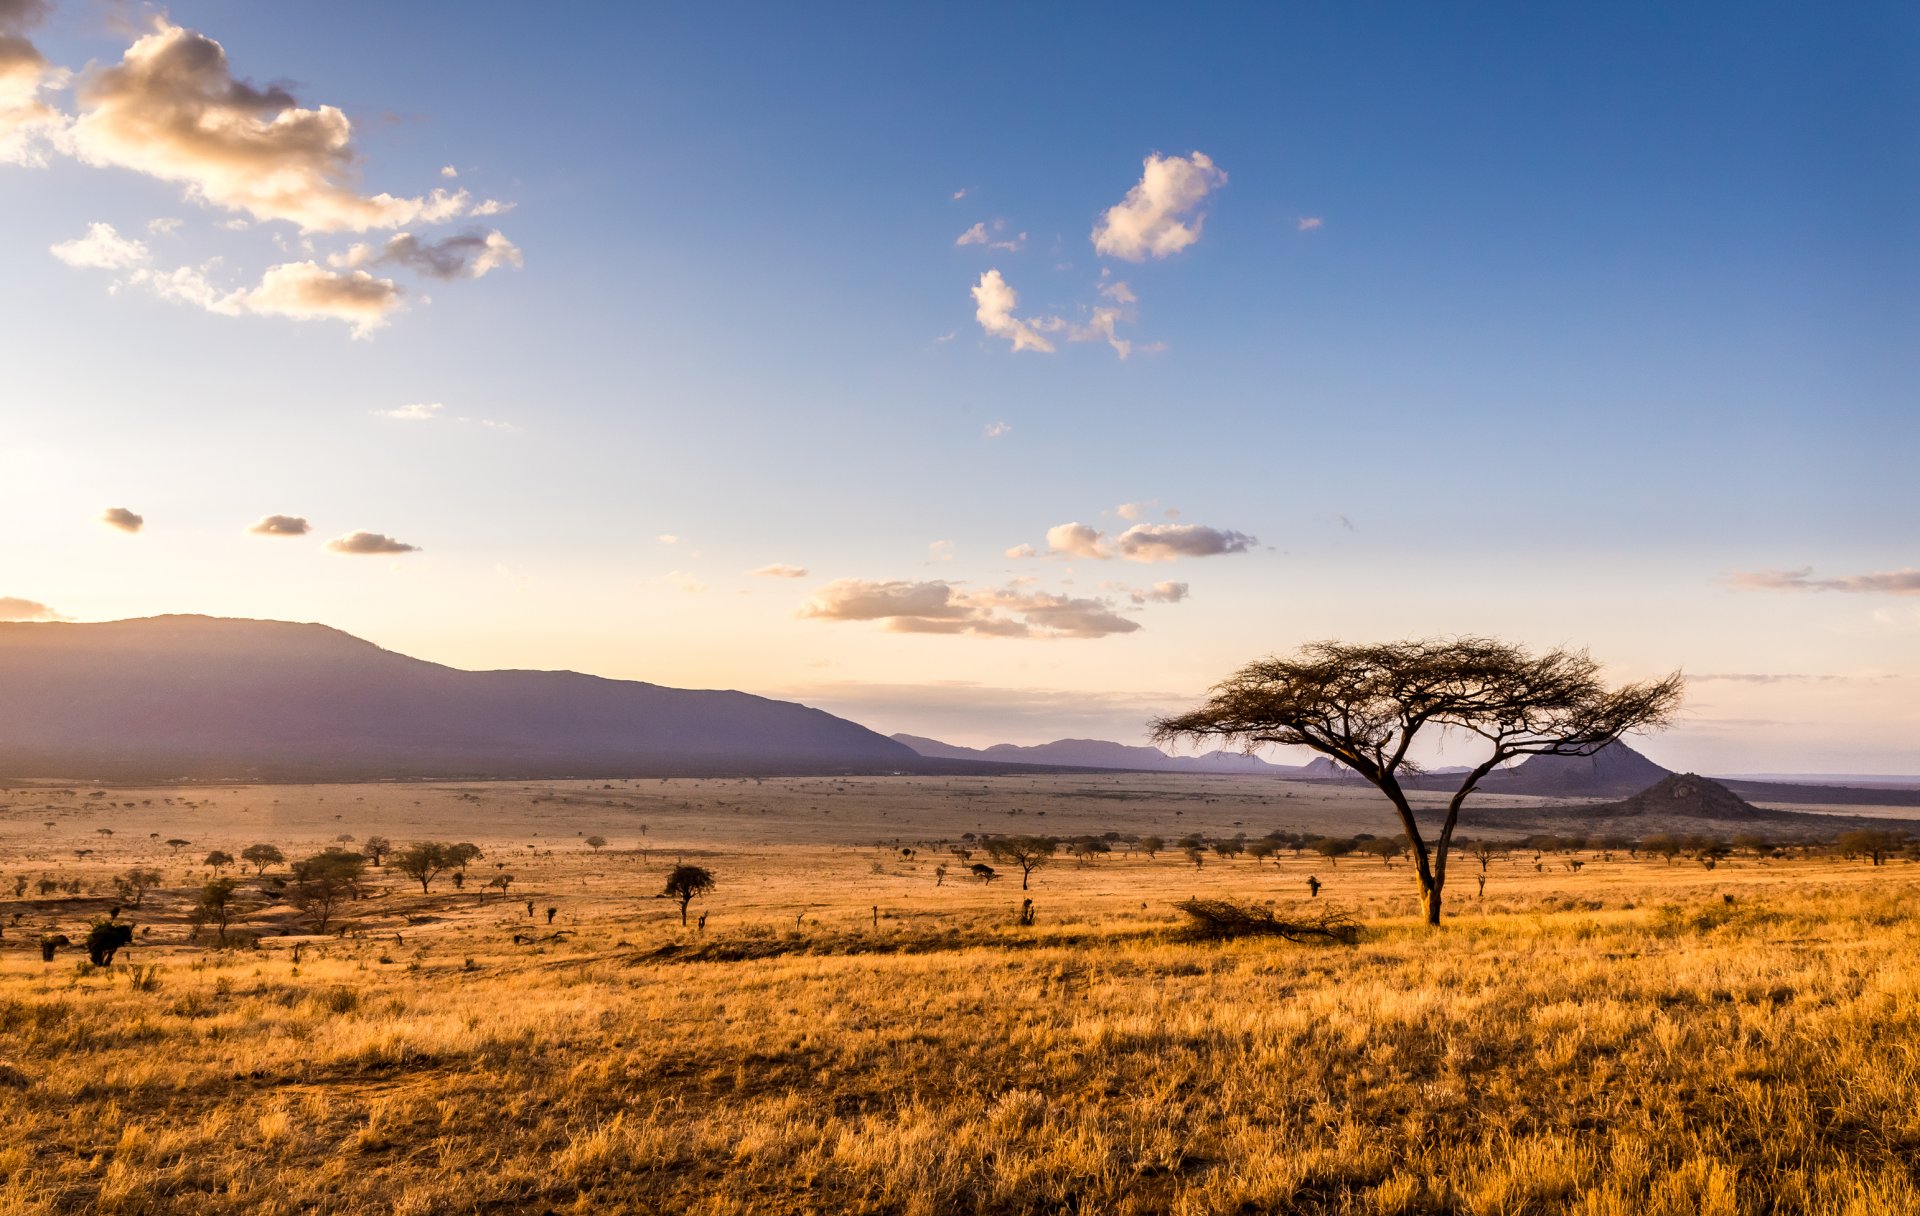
[1,773,1917,1215]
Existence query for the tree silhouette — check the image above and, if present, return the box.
[985,836,1058,890]
[392,842,454,893]
[664,864,714,926]
[241,843,284,874]
[290,848,366,932]
[1155,637,1681,926]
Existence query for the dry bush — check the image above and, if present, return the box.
[1173,897,1360,944]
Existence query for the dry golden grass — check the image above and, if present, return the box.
[2,776,1918,1214]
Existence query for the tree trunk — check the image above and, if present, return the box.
[1022,868,1030,890]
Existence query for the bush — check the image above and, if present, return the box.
[1173,899,1360,944]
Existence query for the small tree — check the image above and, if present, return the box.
[585,836,608,852]
[203,850,235,874]
[664,864,714,926]
[115,867,164,907]
[392,842,454,894]
[165,838,190,854]
[1357,837,1405,867]
[1835,829,1905,866]
[1154,637,1682,926]
[1312,836,1355,866]
[241,843,285,874]
[290,848,366,932]
[363,836,393,866]
[192,877,244,942]
[1467,840,1505,873]
[1138,835,1164,859]
[448,842,484,874]
[985,836,1058,890]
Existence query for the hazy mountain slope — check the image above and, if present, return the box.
[891,733,1309,775]
[0,616,921,780]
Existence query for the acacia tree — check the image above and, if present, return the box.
[241,843,284,874]
[1153,637,1682,926]
[393,842,453,893]
[663,864,714,925]
[985,836,1058,890]
[290,848,366,932]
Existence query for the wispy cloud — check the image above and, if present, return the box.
[66,21,483,233]
[1297,216,1323,231]
[1025,520,1256,563]
[331,229,522,280]
[752,563,808,578]
[50,222,148,269]
[1092,151,1227,261]
[800,579,1143,639]
[972,269,1056,353]
[1729,567,1920,595]
[984,421,1012,439]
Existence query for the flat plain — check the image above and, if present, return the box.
[2,774,1917,1214]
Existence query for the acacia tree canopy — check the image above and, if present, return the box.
[1152,637,1683,926]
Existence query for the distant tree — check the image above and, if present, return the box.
[1357,837,1405,867]
[1184,846,1206,869]
[392,842,454,893]
[985,836,1058,890]
[290,848,366,932]
[203,850,235,874]
[486,873,514,900]
[114,867,164,907]
[1642,834,1682,865]
[1138,835,1165,859]
[970,863,999,883]
[934,864,948,886]
[1154,637,1682,925]
[1835,829,1905,866]
[192,877,244,942]
[1312,836,1355,866]
[241,844,285,875]
[585,836,608,852]
[1213,836,1246,861]
[664,864,715,926]
[1246,839,1277,865]
[363,836,393,866]
[448,842,484,873]
[165,839,190,853]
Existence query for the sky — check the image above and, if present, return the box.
[2,1,1917,773]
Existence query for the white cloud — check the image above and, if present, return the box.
[145,216,181,235]
[1004,543,1037,559]
[951,187,968,200]
[1045,521,1107,559]
[247,514,309,536]
[440,164,459,179]
[955,222,989,247]
[800,578,1141,639]
[117,258,405,336]
[1297,216,1323,231]
[752,563,808,579]
[658,534,679,545]
[100,506,143,533]
[325,530,418,555]
[972,269,1056,353]
[928,540,955,562]
[1136,581,1188,604]
[985,421,1012,438]
[1091,151,1227,261]
[1730,567,1920,595]
[50,222,150,269]
[1114,500,1153,521]
[0,594,67,621]
[67,21,482,233]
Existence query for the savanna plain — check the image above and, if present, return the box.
[3,774,1918,1215]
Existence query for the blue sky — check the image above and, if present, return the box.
[2,2,1916,771]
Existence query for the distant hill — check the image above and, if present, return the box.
[0,616,927,781]
[891,734,1312,776]
[1471,741,1675,798]
[1602,773,1763,820]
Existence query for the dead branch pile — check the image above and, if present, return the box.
[1174,899,1360,944]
